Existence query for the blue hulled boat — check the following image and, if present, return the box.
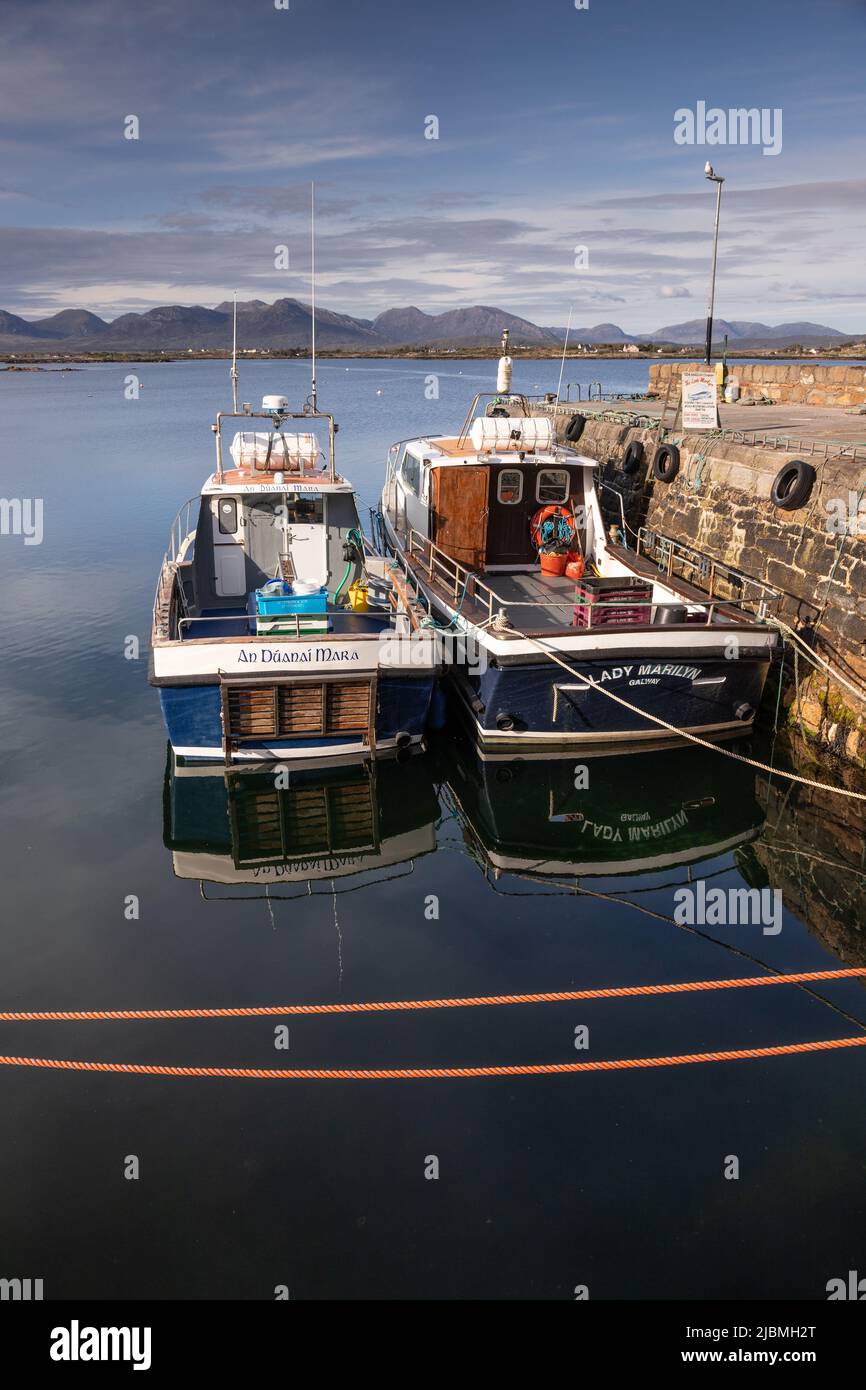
[377,353,780,751]
[150,394,438,763]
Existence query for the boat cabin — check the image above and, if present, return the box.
[156,403,394,644]
[384,401,599,574]
[381,392,783,642]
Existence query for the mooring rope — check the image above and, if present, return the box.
[1,967,864,1022]
[1,1034,864,1081]
[514,628,866,803]
[769,614,866,710]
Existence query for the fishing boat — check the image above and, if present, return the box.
[376,341,780,749]
[150,391,439,763]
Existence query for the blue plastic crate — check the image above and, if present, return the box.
[255,583,327,616]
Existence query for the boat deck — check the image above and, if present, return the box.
[477,572,577,632]
[413,551,751,637]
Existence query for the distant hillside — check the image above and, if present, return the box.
[649,318,849,347]
[373,305,557,346]
[545,322,634,344]
[34,309,109,339]
[0,296,857,353]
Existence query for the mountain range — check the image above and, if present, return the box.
[0,299,856,352]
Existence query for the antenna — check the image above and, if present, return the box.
[555,304,573,407]
[309,181,317,412]
[230,290,239,412]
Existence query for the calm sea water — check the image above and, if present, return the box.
[0,357,864,1300]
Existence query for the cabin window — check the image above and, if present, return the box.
[218,498,239,534]
[402,452,421,495]
[536,469,570,505]
[497,470,523,505]
[388,443,407,480]
[249,495,324,528]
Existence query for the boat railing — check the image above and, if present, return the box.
[456,392,534,448]
[166,496,199,563]
[405,528,779,632]
[597,480,628,541]
[213,408,337,482]
[152,496,199,640]
[636,528,782,620]
[407,530,501,624]
[175,609,396,640]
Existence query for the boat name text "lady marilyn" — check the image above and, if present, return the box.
[236,647,359,664]
[595,663,702,684]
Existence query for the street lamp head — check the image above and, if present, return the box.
[704,161,714,177]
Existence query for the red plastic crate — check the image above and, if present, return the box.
[572,578,652,628]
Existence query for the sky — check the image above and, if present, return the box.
[0,0,864,332]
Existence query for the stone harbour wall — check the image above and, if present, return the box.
[648,360,866,409]
[753,737,866,964]
[545,409,866,765]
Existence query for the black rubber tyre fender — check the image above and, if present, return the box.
[565,413,586,443]
[652,443,680,483]
[622,440,645,475]
[770,459,816,511]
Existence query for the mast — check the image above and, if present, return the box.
[230,290,238,412]
[555,304,573,407]
[309,181,317,412]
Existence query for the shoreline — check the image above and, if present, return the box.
[3,347,866,367]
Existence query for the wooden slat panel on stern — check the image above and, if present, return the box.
[222,676,377,750]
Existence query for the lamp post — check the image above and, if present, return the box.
[704,162,725,366]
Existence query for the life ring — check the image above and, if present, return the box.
[530,504,577,550]
[770,459,815,511]
[565,413,586,443]
[622,440,644,475]
[652,443,680,483]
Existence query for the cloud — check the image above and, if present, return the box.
[661,285,691,298]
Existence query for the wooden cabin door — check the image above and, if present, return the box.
[431,466,489,570]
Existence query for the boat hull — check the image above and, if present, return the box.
[159,675,434,762]
[452,653,771,748]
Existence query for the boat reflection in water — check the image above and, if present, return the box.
[442,730,765,883]
[163,749,439,897]
[164,729,767,897]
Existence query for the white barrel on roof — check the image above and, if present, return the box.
[469,415,553,452]
[229,431,320,470]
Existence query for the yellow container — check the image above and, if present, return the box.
[347,582,369,612]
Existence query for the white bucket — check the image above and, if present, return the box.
[292,579,321,595]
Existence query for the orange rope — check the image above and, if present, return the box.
[1,1035,865,1080]
[1,967,864,1023]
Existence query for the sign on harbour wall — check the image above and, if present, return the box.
[681,370,719,430]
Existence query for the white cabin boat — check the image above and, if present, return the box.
[151,396,438,763]
[377,375,780,749]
